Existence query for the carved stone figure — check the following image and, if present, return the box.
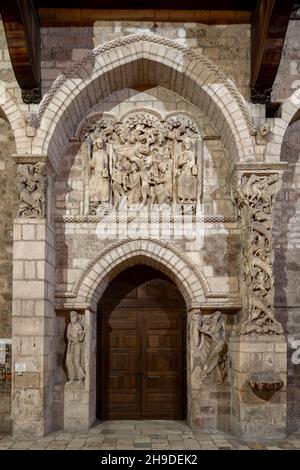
[191,311,227,387]
[65,311,85,384]
[232,173,283,336]
[17,163,47,218]
[176,138,198,203]
[88,138,110,213]
[83,112,201,212]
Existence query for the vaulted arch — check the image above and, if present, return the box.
[69,238,213,311]
[33,34,256,170]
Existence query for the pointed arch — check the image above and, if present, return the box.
[33,34,256,170]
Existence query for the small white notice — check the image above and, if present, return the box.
[15,363,26,372]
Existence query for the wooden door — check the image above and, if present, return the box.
[99,307,185,420]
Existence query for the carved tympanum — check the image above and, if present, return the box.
[83,113,200,214]
[232,173,283,336]
[191,311,227,387]
[16,163,47,218]
[65,311,85,385]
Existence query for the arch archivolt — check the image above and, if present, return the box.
[0,80,26,149]
[30,33,256,170]
[58,237,228,312]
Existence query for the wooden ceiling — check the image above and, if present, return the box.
[0,1,296,104]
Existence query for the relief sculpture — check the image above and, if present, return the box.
[232,174,283,336]
[65,311,85,385]
[16,163,47,218]
[83,112,201,214]
[191,311,227,388]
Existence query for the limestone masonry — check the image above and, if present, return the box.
[0,15,299,438]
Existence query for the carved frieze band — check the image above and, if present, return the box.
[232,173,283,336]
[54,215,237,224]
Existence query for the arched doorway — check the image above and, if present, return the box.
[97,265,187,420]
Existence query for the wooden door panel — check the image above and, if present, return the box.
[147,333,178,348]
[101,308,141,419]
[141,309,183,418]
[100,305,185,420]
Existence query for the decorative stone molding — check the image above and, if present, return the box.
[55,238,229,311]
[54,215,237,224]
[16,162,47,219]
[232,174,284,335]
[235,163,288,172]
[191,310,227,388]
[35,33,256,137]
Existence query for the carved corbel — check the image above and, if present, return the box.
[232,173,283,336]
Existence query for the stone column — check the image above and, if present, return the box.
[229,171,287,439]
[11,157,56,436]
[63,308,97,431]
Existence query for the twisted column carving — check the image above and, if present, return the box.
[232,173,283,336]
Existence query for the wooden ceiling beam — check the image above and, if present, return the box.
[37,8,252,26]
[251,0,295,104]
[0,0,41,104]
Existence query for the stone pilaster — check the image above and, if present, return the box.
[230,171,287,439]
[11,156,56,436]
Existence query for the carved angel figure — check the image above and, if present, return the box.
[192,311,227,385]
[65,311,85,384]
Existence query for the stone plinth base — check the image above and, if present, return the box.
[228,335,287,440]
[63,387,92,431]
[188,382,231,432]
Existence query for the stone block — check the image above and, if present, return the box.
[21,225,35,240]
[14,372,40,389]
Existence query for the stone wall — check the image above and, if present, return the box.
[274,119,300,432]
[0,112,16,432]
[273,20,300,102]
[272,19,300,432]
[41,23,250,99]
[54,86,240,300]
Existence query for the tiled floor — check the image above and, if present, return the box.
[1,421,300,450]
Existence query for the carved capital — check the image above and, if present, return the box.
[16,162,47,219]
[232,174,283,336]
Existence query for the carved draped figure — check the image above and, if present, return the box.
[65,313,85,383]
